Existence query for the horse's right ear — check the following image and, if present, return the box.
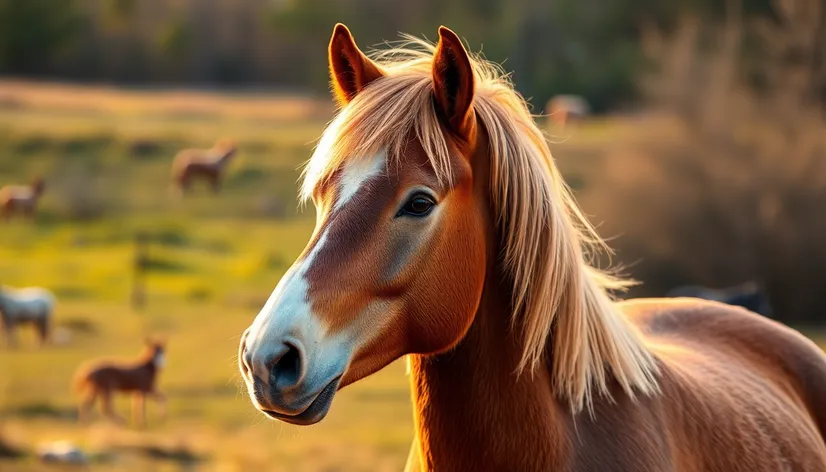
[328,23,384,107]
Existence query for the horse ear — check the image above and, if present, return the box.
[432,26,475,138]
[328,23,384,107]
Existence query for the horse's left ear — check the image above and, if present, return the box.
[432,26,475,138]
[328,23,385,107]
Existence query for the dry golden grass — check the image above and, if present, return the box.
[0,80,334,122]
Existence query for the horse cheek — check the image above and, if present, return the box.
[409,209,485,355]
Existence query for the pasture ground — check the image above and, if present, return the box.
[0,81,822,471]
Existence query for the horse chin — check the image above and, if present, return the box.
[259,376,340,425]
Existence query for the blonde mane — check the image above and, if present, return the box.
[302,36,659,412]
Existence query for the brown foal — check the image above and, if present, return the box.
[74,339,166,426]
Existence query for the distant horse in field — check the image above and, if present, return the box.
[668,281,773,317]
[545,94,590,128]
[74,339,167,426]
[171,139,237,194]
[0,285,54,347]
[0,178,46,220]
[239,25,826,471]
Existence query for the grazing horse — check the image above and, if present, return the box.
[239,24,826,472]
[74,339,167,426]
[545,94,590,128]
[0,285,54,347]
[0,178,46,220]
[668,281,773,317]
[171,139,237,194]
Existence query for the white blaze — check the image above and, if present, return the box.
[334,150,387,212]
[247,149,389,385]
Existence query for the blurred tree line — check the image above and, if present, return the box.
[0,0,805,111]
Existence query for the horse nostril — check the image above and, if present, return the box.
[239,333,253,378]
[241,351,253,377]
[269,342,303,389]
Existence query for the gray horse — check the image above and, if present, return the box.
[0,285,55,347]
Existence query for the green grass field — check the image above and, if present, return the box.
[0,81,416,471]
[1,81,823,472]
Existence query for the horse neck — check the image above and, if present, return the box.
[137,351,158,371]
[213,149,233,166]
[409,265,570,470]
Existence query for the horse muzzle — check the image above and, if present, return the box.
[239,327,348,425]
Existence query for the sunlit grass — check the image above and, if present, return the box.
[0,81,414,471]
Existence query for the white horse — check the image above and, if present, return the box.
[0,286,55,347]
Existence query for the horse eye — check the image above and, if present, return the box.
[398,194,436,217]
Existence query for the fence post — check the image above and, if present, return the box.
[132,232,149,310]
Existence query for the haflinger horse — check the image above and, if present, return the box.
[239,24,826,471]
[0,285,54,347]
[171,139,237,194]
[0,178,46,220]
[74,338,167,426]
[668,281,773,318]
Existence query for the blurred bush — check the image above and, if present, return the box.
[585,0,826,325]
